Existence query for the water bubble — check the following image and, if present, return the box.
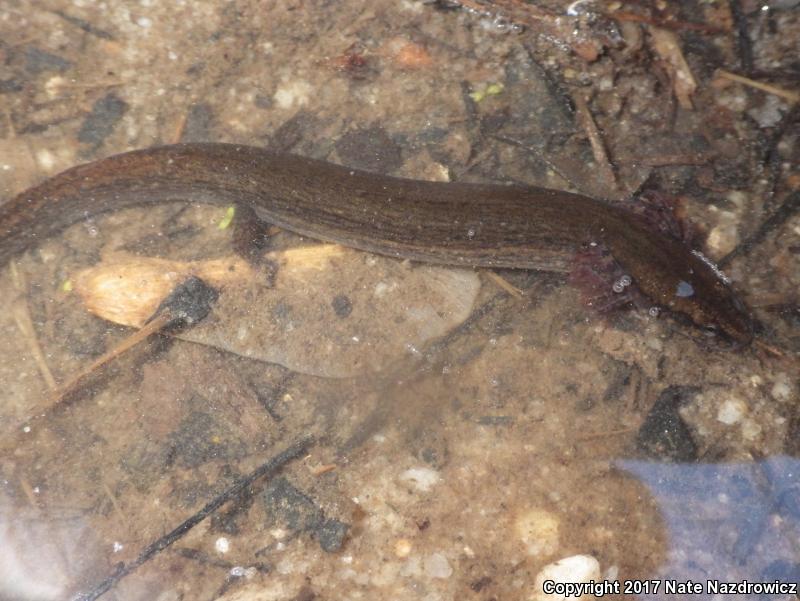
[612,275,631,293]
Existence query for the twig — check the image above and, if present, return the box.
[9,264,57,390]
[51,313,171,404]
[719,190,800,267]
[716,70,800,104]
[51,9,115,40]
[73,436,314,601]
[728,0,754,74]
[51,276,218,405]
[573,94,618,192]
[649,26,698,110]
[484,271,524,299]
[753,338,790,361]
[617,153,710,167]
[608,10,726,34]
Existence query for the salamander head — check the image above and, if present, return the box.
[654,249,754,348]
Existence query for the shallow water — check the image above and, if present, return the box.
[1,1,798,600]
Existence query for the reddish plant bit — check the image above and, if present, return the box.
[570,244,645,314]
[323,43,370,78]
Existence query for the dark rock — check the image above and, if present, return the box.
[315,518,349,552]
[25,47,72,74]
[78,93,129,148]
[331,295,353,318]
[636,386,699,462]
[180,102,215,142]
[334,126,403,172]
[262,477,350,552]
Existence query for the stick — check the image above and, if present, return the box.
[73,436,314,601]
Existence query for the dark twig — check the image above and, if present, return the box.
[719,191,800,267]
[759,104,800,211]
[51,10,115,40]
[73,436,314,601]
[729,0,754,75]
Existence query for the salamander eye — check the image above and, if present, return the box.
[702,324,719,337]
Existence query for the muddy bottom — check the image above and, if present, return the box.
[0,1,798,600]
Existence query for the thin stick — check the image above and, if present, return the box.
[717,70,800,104]
[484,271,524,299]
[49,313,171,404]
[573,94,618,192]
[73,436,314,601]
[9,264,57,390]
[51,275,218,405]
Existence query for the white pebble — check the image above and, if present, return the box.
[276,558,294,574]
[717,398,747,425]
[273,81,312,109]
[771,377,792,402]
[394,539,412,558]
[741,419,762,441]
[35,149,57,171]
[424,553,452,579]
[215,537,230,554]
[532,555,601,601]
[399,467,440,492]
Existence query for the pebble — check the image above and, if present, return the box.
[514,508,561,557]
[747,95,786,128]
[394,539,413,558]
[532,555,601,601]
[741,418,762,441]
[399,467,440,492]
[214,537,230,554]
[771,377,793,402]
[424,553,453,579]
[717,398,747,425]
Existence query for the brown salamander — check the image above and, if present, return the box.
[0,143,753,345]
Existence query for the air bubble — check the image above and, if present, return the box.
[612,275,632,293]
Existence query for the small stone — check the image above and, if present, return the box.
[424,553,452,579]
[395,538,413,558]
[717,398,747,425]
[215,537,230,554]
[771,377,792,402]
[741,419,762,441]
[316,518,349,553]
[747,95,786,128]
[514,508,560,557]
[636,386,699,462]
[399,467,440,492]
[532,555,601,601]
[331,294,353,318]
[644,336,663,352]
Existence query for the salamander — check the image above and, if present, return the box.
[0,143,754,345]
